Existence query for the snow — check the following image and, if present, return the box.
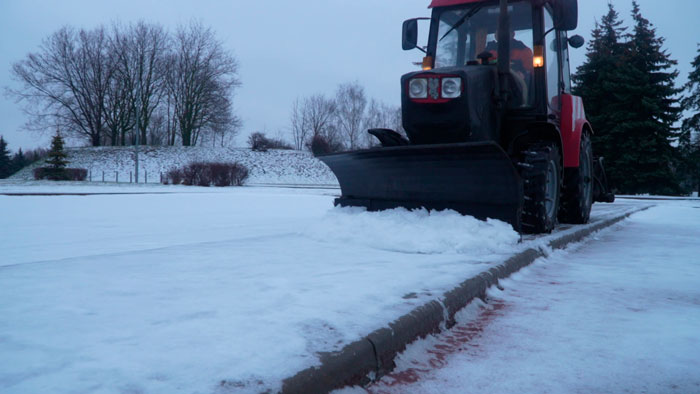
[0,179,340,196]
[9,146,339,186]
[305,208,519,255]
[0,186,520,393]
[360,199,700,394]
[0,183,658,393]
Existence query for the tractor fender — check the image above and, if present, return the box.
[508,122,563,167]
[561,94,591,168]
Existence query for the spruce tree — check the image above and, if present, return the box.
[680,44,700,193]
[45,130,69,180]
[0,136,11,179]
[11,148,27,176]
[572,4,629,192]
[617,1,683,195]
[574,2,683,195]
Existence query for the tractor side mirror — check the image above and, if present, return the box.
[568,34,585,49]
[553,0,578,31]
[402,19,419,51]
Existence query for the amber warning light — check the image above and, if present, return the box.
[422,56,434,70]
[533,45,544,68]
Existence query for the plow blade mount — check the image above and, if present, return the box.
[319,142,524,230]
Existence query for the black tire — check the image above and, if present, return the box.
[559,133,594,224]
[520,143,562,234]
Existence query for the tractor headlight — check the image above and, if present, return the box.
[441,77,462,98]
[409,78,428,99]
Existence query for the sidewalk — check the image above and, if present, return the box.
[361,199,700,394]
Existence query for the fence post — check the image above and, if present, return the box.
[145,171,148,184]
[89,170,92,182]
[130,172,133,183]
[102,171,105,182]
[116,171,118,183]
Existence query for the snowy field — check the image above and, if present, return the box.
[0,183,655,393]
[353,199,700,394]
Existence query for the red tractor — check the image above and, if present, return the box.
[319,0,614,233]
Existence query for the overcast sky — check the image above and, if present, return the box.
[1,0,698,152]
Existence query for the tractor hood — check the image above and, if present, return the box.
[401,65,500,145]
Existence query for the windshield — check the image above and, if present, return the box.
[435,1,535,106]
[435,1,534,68]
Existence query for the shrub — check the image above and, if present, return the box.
[230,163,249,186]
[209,162,250,186]
[34,167,87,181]
[248,132,293,152]
[164,168,183,185]
[182,162,210,186]
[248,132,270,152]
[163,162,249,187]
[309,134,332,156]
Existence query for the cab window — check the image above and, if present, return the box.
[434,1,535,107]
[544,8,560,111]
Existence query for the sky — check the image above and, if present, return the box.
[1,0,699,152]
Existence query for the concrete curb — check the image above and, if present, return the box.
[281,206,650,394]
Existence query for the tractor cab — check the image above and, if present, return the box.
[318,0,614,235]
[402,0,584,134]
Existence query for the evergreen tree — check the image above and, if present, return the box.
[45,130,69,180]
[572,4,629,192]
[573,2,683,195]
[617,1,683,195]
[0,136,11,179]
[680,44,700,193]
[11,148,28,176]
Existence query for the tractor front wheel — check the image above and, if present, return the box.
[520,143,562,234]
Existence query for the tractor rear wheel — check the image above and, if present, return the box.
[520,143,561,234]
[559,133,594,224]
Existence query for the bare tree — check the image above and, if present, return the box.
[334,82,367,149]
[162,89,179,146]
[196,93,241,147]
[104,29,135,146]
[302,94,339,149]
[290,98,308,150]
[113,21,169,145]
[166,22,241,146]
[147,111,169,146]
[363,100,405,147]
[10,26,113,146]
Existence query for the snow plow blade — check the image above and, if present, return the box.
[319,142,524,230]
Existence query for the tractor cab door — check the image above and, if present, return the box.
[543,5,587,169]
[543,6,561,117]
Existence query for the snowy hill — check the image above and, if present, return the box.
[10,146,339,185]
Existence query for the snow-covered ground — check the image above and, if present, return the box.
[0,183,656,393]
[354,199,700,394]
[9,146,338,185]
[0,179,340,195]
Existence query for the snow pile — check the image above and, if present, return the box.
[305,207,520,255]
[9,146,338,185]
